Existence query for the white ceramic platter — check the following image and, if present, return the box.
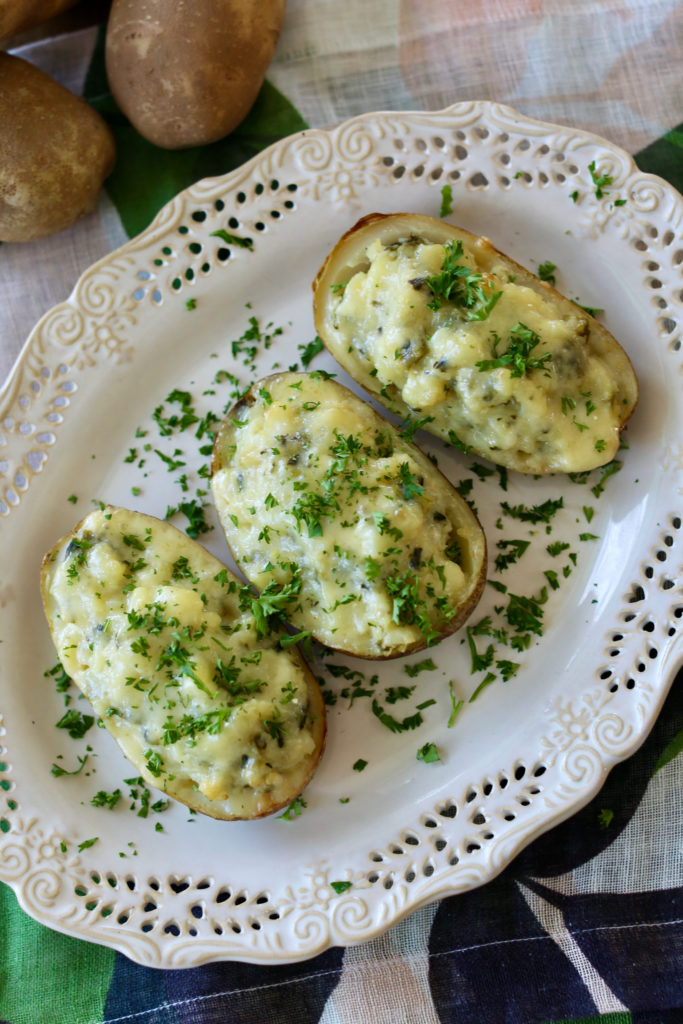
[1,102,681,967]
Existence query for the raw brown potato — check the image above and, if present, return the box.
[105,0,286,149]
[0,0,80,41]
[211,371,487,660]
[313,213,639,475]
[41,505,326,820]
[0,53,115,242]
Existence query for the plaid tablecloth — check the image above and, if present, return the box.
[1,2,682,1022]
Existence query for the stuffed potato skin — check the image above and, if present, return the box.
[211,372,487,660]
[41,506,325,821]
[313,213,639,475]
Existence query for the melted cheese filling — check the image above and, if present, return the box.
[211,374,483,656]
[42,507,319,818]
[329,238,625,472]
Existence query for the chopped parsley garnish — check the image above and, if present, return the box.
[152,389,199,435]
[590,460,622,498]
[384,569,440,641]
[56,710,95,740]
[144,749,164,777]
[373,513,403,541]
[504,588,547,636]
[364,556,382,581]
[353,758,368,772]
[588,160,612,199]
[279,630,312,652]
[298,336,324,367]
[465,626,494,674]
[210,229,254,250]
[164,499,211,539]
[404,658,437,678]
[64,537,92,583]
[496,659,520,681]
[291,490,338,537]
[537,260,557,286]
[598,808,614,830]
[398,462,424,500]
[241,571,302,636]
[439,184,453,217]
[330,880,352,894]
[399,414,435,443]
[262,708,286,746]
[45,661,72,696]
[91,789,122,810]
[469,672,497,702]
[416,742,440,763]
[475,323,552,378]
[448,680,464,727]
[277,795,306,820]
[51,754,88,777]
[544,569,560,590]
[385,685,415,704]
[447,429,472,454]
[494,539,530,572]
[501,497,564,525]
[371,699,423,734]
[426,240,502,320]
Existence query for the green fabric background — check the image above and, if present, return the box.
[0,886,114,1024]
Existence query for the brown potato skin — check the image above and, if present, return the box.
[0,53,115,242]
[211,372,487,661]
[0,0,80,41]
[105,0,287,149]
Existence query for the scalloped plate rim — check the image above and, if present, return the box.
[0,100,681,967]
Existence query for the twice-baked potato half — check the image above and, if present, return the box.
[211,372,487,659]
[41,506,326,821]
[313,213,639,475]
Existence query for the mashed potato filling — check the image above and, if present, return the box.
[42,506,322,819]
[328,236,628,473]
[211,372,485,657]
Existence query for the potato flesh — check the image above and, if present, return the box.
[211,372,486,658]
[41,507,324,820]
[316,215,638,475]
